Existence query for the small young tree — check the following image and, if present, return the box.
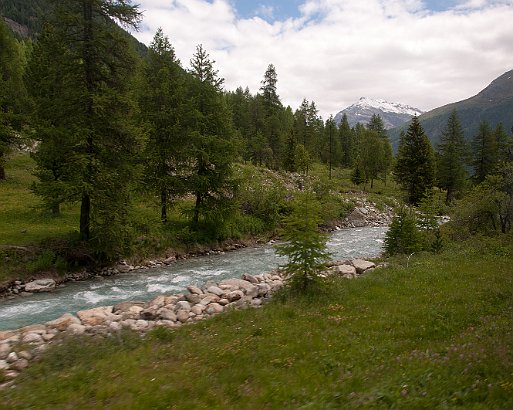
[384,206,422,256]
[275,191,330,293]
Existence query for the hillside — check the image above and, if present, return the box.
[0,0,147,55]
[389,69,513,146]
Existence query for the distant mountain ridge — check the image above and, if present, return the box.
[333,97,424,129]
[388,69,513,146]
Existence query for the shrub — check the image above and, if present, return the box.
[384,206,422,256]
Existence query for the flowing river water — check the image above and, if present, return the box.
[0,226,388,331]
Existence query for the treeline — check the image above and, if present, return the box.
[1,0,512,262]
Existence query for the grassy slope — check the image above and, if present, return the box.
[3,238,513,409]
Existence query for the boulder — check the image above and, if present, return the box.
[0,343,10,360]
[24,279,56,293]
[345,208,367,227]
[334,265,357,276]
[0,360,9,370]
[185,294,201,304]
[206,285,224,297]
[77,306,113,326]
[147,295,167,309]
[140,308,159,321]
[22,333,44,344]
[6,352,18,363]
[175,301,191,312]
[350,259,376,274]
[67,324,86,335]
[19,324,47,335]
[158,308,177,322]
[187,285,203,295]
[10,358,29,371]
[191,305,204,315]
[226,290,244,302]
[205,303,223,315]
[242,273,259,284]
[257,283,272,296]
[18,351,32,361]
[0,331,16,342]
[46,313,81,331]
[112,301,145,314]
[176,310,190,323]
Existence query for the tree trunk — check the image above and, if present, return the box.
[161,188,167,223]
[80,193,90,241]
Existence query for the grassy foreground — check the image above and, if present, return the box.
[3,237,513,409]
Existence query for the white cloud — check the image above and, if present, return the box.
[134,0,513,118]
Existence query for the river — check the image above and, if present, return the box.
[0,226,387,331]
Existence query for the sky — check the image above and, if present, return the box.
[132,0,513,118]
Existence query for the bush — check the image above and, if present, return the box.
[384,206,422,256]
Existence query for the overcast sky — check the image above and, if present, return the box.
[131,0,513,118]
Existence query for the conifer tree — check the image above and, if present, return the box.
[338,113,353,168]
[28,0,142,255]
[367,114,393,183]
[188,45,236,235]
[139,28,188,223]
[394,116,436,205]
[0,19,27,180]
[437,110,468,203]
[472,120,497,184]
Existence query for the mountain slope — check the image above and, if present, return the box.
[389,70,513,146]
[334,97,424,129]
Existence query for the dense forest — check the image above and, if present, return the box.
[1,0,512,265]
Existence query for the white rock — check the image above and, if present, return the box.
[77,306,113,326]
[351,259,376,274]
[0,360,9,370]
[257,283,271,296]
[158,309,177,322]
[206,286,224,297]
[42,333,56,342]
[242,273,259,284]
[191,305,204,315]
[22,333,43,344]
[0,343,10,360]
[251,298,263,307]
[24,279,56,293]
[175,301,191,312]
[176,310,190,323]
[11,358,29,371]
[205,303,223,315]
[6,352,18,364]
[46,313,81,331]
[226,290,244,302]
[187,285,203,295]
[218,298,230,306]
[335,265,357,276]
[109,322,122,332]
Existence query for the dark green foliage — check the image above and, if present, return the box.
[394,117,436,205]
[471,120,497,184]
[339,113,354,168]
[350,155,366,187]
[0,18,27,180]
[275,191,330,292]
[384,206,421,256]
[187,45,237,237]
[27,0,142,258]
[139,28,188,224]
[437,110,468,203]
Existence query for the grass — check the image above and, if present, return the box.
[3,237,513,409]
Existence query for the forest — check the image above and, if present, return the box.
[1,0,512,269]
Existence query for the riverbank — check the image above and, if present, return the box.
[3,237,512,408]
[0,258,378,388]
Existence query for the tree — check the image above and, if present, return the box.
[394,116,436,205]
[471,120,497,184]
[27,0,142,256]
[187,44,237,235]
[384,206,422,256]
[350,155,366,188]
[367,114,393,184]
[338,113,353,168]
[0,18,27,180]
[139,28,188,223]
[437,110,468,203]
[359,129,383,189]
[275,191,330,292]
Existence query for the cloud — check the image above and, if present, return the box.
[254,4,275,19]
[134,0,513,118]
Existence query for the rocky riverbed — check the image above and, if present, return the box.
[0,258,377,389]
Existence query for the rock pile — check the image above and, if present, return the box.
[340,199,394,228]
[0,259,377,389]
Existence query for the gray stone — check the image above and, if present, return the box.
[334,265,357,276]
[257,283,272,296]
[351,259,376,274]
[0,343,10,360]
[148,295,167,308]
[24,279,56,293]
[251,298,263,307]
[112,301,145,314]
[205,303,223,315]
[109,322,122,332]
[187,285,203,295]
[185,293,201,304]
[19,324,47,334]
[242,273,259,284]
[190,305,204,315]
[200,294,220,305]
[0,360,9,370]
[77,306,113,326]
[22,332,43,344]
[175,301,191,312]
[176,310,190,323]
[6,352,18,364]
[226,290,244,302]
[218,298,229,306]
[42,333,56,342]
[140,308,159,321]
[46,313,81,331]
[206,285,224,297]
[158,308,177,322]
[11,358,29,371]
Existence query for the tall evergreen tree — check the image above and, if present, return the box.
[471,120,497,184]
[437,110,468,203]
[139,28,188,223]
[188,44,236,235]
[0,18,27,180]
[27,0,142,255]
[394,116,436,205]
[366,114,393,184]
[338,113,353,168]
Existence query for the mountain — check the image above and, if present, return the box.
[388,69,513,147]
[333,97,424,129]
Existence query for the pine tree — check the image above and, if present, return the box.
[437,110,468,203]
[0,19,27,180]
[188,45,237,235]
[359,129,383,189]
[394,116,436,205]
[275,191,330,293]
[384,206,421,256]
[27,0,142,256]
[139,28,188,223]
[338,113,353,168]
[367,114,393,183]
[471,120,497,184]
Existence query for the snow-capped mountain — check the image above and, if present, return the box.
[334,97,424,129]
